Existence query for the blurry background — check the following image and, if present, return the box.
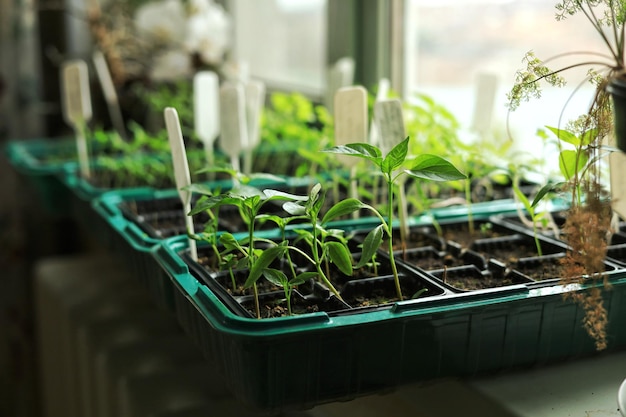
[0,1,603,415]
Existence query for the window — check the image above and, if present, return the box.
[228,0,328,96]
[404,0,604,144]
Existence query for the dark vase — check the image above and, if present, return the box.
[607,77,626,153]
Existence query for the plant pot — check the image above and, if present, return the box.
[607,78,626,153]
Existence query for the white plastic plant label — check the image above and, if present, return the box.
[471,72,498,135]
[374,99,406,155]
[243,80,266,174]
[61,60,92,126]
[369,78,390,147]
[92,50,127,140]
[334,86,368,168]
[193,71,220,151]
[61,59,93,179]
[164,107,197,261]
[219,82,248,172]
[245,80,265,151]
[374,98,409,238]
[325,56,355,112]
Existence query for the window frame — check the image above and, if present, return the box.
[223,0,403,101]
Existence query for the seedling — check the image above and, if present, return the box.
[188,187,307,318]
[513,175,547,256]
[282,184,355,300]
[261,91,333,177]
[260,254,316,316]
[254,211,311,315]
[323,136,466,299]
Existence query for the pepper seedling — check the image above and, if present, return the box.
[323,136,466,300]
[374,98,410,248]
[188,187,308,318]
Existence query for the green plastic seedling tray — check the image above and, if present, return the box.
[155,223,626,413]
[92,177,537,266]
[60,151,215,228]
[425,197,570,221]
[92,187,182,311]
[90,175,565,315]
[92,175,321,243]
[63,159,295,248]
[90,176,321,310]
[5,137,77,172]
[5,137,78,215]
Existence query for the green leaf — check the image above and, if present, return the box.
[195,165,237,176]
[580,128,598,146]
[546,126,580,146]
[322,143,382,165]
[326,241,353,276]
[234,257,248,270]
[411,288,428,299]
[219,233,241,249]
[242,195,262,210]
[230,186,264,199]
[405,155,467,181]
[309,183,322,201]
[262,268,288,288]
[189,194,242,215]
[291,271,317,286]
[282,201,306,215]
[255,214,285,228]
[513,183,532,214]
[263,188,309,202]
[558,150,587,180]
[321,198,368,224]
[298,148,329,165]
[307,188,325,219]
[381,136,409,174]
[531,182,564,207]
[183,183,216,196]
[355,224,384,269]
[220,253,238,269]
[247,173,286,183]
[245,244,287,288]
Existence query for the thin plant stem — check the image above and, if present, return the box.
[248,210,260,318]
[253,283,260,319]
[464,178,475,235]
[310,219,343,300]
[386,176,403,301]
